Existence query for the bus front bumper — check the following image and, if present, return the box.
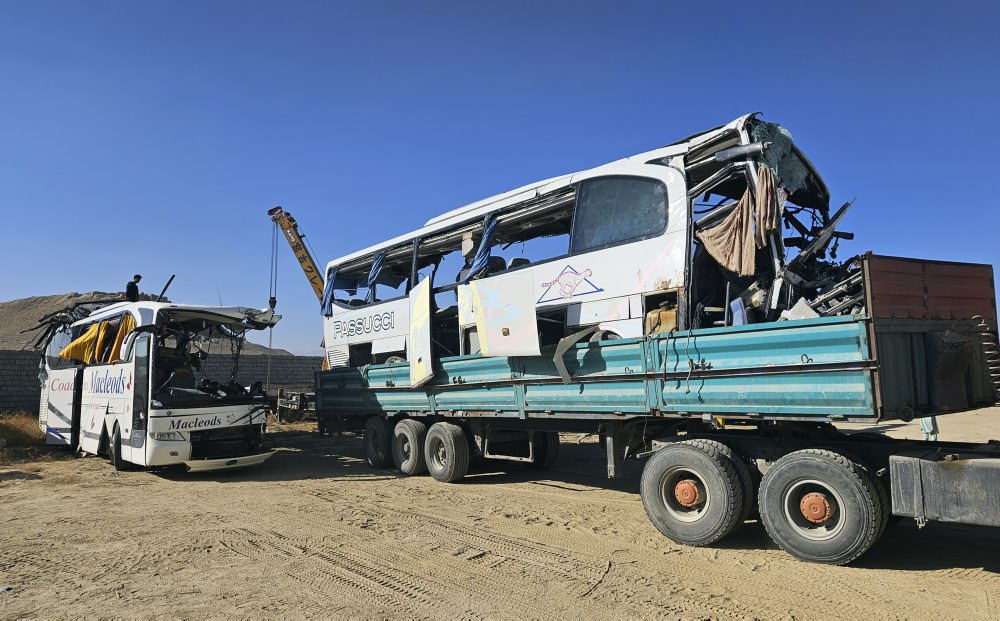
[184,451,274,472]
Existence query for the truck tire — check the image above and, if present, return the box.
[393,419,428,475]
[688,439,756,525]
[640,440,745,547]
[363,416,392,469]
[425,422,470,483]
[758,449,884,565]
[317,417,327,436]
[528,431,560,470]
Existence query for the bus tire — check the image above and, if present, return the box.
[528,431,560,470]
[758,449,884,565]
[393,419,428,475]
[640,440,745,547]
[109,425,127,472]
[425,422,470,483]
[363,416,392,469]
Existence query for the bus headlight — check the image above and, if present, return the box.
[151,431,181,441]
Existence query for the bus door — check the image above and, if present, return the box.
[463,271,540,357]
[408,276,435,386]
[42,367,81,446]
[124,333,151,464]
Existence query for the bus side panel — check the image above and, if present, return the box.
[41,368,80,446]
[79,364,131,455]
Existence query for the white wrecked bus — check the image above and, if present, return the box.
[36,299,280,471]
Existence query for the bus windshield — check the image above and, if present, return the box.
[151,311,269,407]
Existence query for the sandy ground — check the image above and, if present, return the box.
[3,411,1000,619]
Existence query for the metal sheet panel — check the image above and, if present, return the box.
[434,354,514,385]
[865,254,996,321]
[660,370,875,416]
[519,338,647,381]
[432,385,519,411]
[566,295,633,326]
[656,316,871,371]
[524,381,650,413]
[408,277,435,387]
[470,273,541,357]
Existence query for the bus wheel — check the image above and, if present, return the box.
[528,431,560,470]
[363,416,392,469]
[393,419,428,475]
[109,425,127,472]
[758,449,884,565]
[640,440,745,546]
[425,422,470,483]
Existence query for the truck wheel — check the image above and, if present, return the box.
[317,417,327,436]
[528,431,560,470]
[109,425,127,472]
[758,449,884,565]
[363,416,392,469]
[640,440,745,546]
[425,422,470,483]
[393,419,428,475]
[688,439,756,524]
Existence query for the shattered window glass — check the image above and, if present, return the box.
[571,177,667,254]
[45,327,74,370]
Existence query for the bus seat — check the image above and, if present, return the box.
[508,257,530,269]
[486,255,507,275]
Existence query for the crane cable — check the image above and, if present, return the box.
[267,221,279,392]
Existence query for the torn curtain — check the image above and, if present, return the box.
[694,166,781,277]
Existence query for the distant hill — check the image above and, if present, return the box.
[0,292,292,356]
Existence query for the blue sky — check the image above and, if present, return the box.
[1,1,997,354]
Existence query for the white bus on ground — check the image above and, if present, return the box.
[37,300,281,472]
[318,113,831,387]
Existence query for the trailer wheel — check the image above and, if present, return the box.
[425,422,470,483]
[109,425,127,472]
[393,419,428,475]
[758,449,884,565]
[640,440,745,546]
[528,431,560,470]
[688,439,756,525]
[363,416,392,469]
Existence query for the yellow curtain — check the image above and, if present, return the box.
[108,314,137,362]
[92,321,112,363]
[59,323,100,363]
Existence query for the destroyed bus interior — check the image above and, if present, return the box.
[149,310,269,406]
[682,116,856,329]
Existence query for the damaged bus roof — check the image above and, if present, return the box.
[326,113,829,271]
[72,301,281,330]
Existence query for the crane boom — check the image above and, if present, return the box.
[268,206,325,302]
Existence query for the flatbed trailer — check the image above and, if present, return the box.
[316,254,1000,564]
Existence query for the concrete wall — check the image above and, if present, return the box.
[0,350,324,414]
[0,350,43,413]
